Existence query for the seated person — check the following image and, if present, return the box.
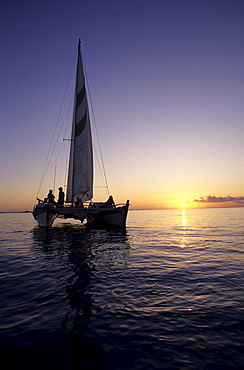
[75,197,84,208]
[105,195,115,207]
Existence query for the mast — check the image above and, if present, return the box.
[66,39,93,202]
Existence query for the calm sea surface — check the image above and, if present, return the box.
[0,208,243,369]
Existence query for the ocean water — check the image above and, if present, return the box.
[0,208,243,369]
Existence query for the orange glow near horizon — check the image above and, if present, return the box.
[1,187,244,212]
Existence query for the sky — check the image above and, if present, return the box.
[0,0,243,212]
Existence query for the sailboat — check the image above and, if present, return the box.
[32,40,129,228]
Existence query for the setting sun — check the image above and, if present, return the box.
[181,202,186,207]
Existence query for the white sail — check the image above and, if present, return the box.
[66,40,93,202]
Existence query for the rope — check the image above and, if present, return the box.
[81,47,110,198]
[35,50,77,204]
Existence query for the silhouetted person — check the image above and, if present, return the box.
[105,195,115,207]
[75,197,84,208]
[47,189,55,204]
[57,187,65,206]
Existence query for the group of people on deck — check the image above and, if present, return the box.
[46,188,115,208]
[47,187,65,206]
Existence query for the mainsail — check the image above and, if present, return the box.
[66,40,93,202]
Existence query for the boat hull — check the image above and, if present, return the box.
[32,203,58,227]
[87,200,129,228]
[33,200,129,228]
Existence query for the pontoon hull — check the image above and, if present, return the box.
[32,203,58,227]
[87,200,129,228]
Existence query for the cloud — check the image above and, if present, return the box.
[194,196,244,203]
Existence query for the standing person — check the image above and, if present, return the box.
[47,189,55,204]
[57,187,65,206]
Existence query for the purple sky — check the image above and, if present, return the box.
[0,0,243,211]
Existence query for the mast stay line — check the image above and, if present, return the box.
[35,51,77,203]
[81,46,110,198]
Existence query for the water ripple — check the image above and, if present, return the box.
[0,210,244,369]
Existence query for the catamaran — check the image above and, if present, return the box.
[32,40,129,228]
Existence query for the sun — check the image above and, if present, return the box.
[181,201,186,207]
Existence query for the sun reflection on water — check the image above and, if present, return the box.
[181,209,187,230]
[180,209,188,248]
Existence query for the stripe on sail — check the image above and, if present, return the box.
[75,111,87,137]
[76,85,86,108]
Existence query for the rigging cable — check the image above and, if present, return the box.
[62,101,73,192]
[53,157,57,191]
[82,48,110,197]
[35,50,77,202]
